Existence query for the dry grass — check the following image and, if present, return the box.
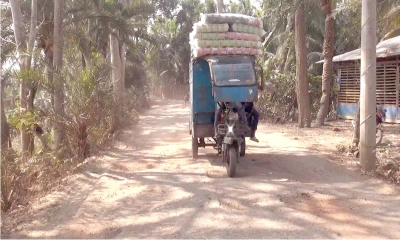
[1,149,79,212]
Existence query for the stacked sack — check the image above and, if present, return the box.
[190,13,265,58]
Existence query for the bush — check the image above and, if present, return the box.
[1,149,73,212]
[257,64,330,122]
[52,54,118,160]
[257,70,297,121]
[1,40,149,212]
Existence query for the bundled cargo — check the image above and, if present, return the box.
[192,23,229,33]
[189,32,260,41]
[190,13,265,58]
[190,39,262,49]
[201,13,263,28]
[232,23,265,36]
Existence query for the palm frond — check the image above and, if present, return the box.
[306,35,323,49]
[381,27,400,41]
[380,6,400,20]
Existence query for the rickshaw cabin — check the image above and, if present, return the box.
[189,55,259,138]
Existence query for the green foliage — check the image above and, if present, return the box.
[257,59,329,122]
[1,146,76,212]
[257,65,296,120]
[57,50,116,159]
[226,0,257,16]
[12,68,45,85]
[308,74,323,119]
[146,0,207,90]
[7,106,37,132]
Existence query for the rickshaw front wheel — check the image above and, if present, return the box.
[226,146,238,177]
[240,137,246,157]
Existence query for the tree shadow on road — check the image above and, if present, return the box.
[3,99,400,239]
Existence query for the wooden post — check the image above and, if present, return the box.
[360,0,377,171]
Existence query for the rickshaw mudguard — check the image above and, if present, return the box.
[212,85,258,103]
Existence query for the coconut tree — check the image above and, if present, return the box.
[52,0,65,150]
[294,0,312,127]
[378,0,400,40]
[316,0,335,126]
[9,0,38,156]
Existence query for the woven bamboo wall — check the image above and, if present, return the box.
[338,63,360,104]
[338,62,399,107]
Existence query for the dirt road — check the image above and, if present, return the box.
[3,99,400,239]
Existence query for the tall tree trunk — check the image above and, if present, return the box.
[26,0,38,154]
[216,0,224,13]
[120,42,126,90]
[38,8,54,107]
[279,14,294,72]
[110,32,124,104]
[317,0,335,126]
[9,0,36,156]
[53,0,65,150]
[283,33,294,72]
[294,0,312,128]
[45,56,54,108]
[27,0,37,69]
[1,78,11,150]
[72,16,92,67]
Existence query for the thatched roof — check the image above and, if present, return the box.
[316,36,400,63]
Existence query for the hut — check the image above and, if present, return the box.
[327,36,400,123]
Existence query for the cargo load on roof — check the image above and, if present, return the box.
[190,13,265,58]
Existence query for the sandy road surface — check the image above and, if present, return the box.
[3,99,400,239]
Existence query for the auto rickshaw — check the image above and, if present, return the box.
[189,54,264,177]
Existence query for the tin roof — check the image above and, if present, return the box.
[316,36,400,63]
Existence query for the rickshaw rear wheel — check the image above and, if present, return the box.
[192,137,198,158]
[226,146,237,177]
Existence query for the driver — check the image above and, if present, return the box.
[214,102,249,138]
[242,102,259,142]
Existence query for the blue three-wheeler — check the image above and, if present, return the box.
[189,54,264,177]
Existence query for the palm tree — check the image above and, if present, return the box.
[146,0,207,97]
[1,77,11,150]
[216,0,224,13]
[53,0,65,150]
[316,0,335,126]
[294,0,311,127]
[227,0,256,16]
[378,0,400,40]
[9,0,38,156]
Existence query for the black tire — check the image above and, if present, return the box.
[192,137,198,158]
[240,137,246,157]
[226,146,238,177]
[376,128,383,145]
